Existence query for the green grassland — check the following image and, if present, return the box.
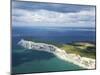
[59,42,96,59]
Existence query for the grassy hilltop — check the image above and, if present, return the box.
[59,42,96,59]
[25,38,96,59]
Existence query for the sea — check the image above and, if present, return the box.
[12,26,96,74]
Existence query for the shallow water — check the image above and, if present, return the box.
[12,50,84,74]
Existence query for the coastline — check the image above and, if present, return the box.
[18,39,96,69]
[53,47,95,69]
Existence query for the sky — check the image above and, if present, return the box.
[12,1,96,27]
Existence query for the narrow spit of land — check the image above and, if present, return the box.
[18,39,96,69]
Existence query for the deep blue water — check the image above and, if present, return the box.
[12,26,95,74]
[12,26,95,46]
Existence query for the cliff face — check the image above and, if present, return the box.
[18,39,56,53]
[18,39,95,69]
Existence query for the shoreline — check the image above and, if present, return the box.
[18,39,96,69]
[53,47,95,69]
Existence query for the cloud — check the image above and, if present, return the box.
[12,1,95,27]
[12,1,95,13]
[12,8,95,26]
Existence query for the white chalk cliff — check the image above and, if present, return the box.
[18,39,96,69]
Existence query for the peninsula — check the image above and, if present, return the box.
[18,39,96,69]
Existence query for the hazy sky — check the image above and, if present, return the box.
[12,1,96,27]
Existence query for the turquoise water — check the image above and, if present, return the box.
[12,52,84,74]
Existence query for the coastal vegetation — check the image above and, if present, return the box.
[18,39,96,69]
[23,38,96,59]
[59,42,96,59]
